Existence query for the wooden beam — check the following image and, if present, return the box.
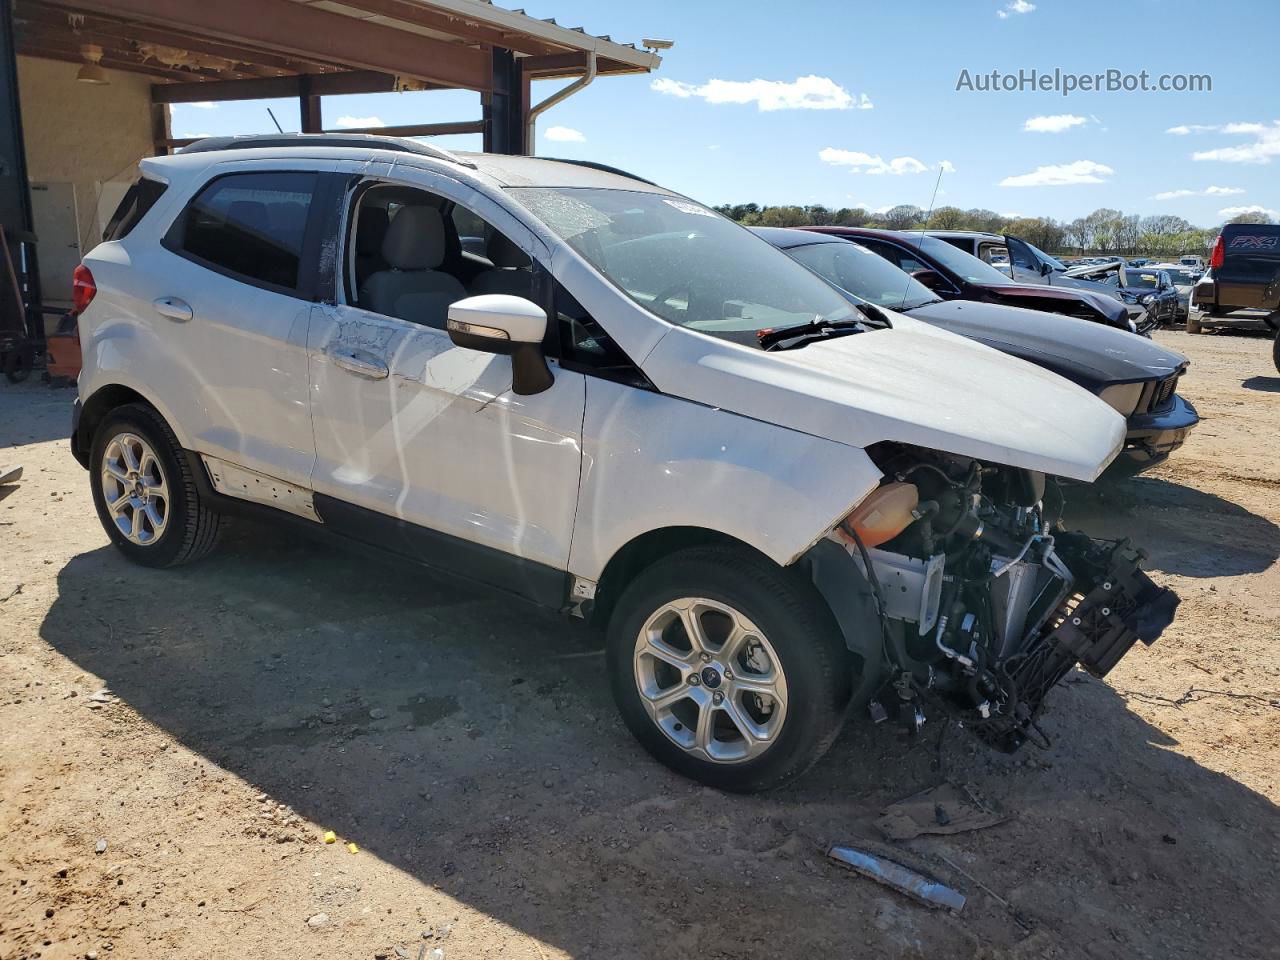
[71,0,492,90]
[332,0,561,57]
[17,42,218,81]
[321,120,484,137]
[151,70,429,105]
[16,22,267,78]
[298,75,321,134]
[25,3,342,75]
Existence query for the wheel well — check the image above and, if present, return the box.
[590,527,776,627]
[74,384,151,465]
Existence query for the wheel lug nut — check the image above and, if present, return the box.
[688,674,700,685]
[713,692,724,705]
[700,653,711,663]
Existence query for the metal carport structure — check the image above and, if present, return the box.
[0,0,664,371]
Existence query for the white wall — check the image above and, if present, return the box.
[16,55,162,303]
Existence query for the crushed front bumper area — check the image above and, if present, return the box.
[972,536,1179,752]
[1112,395,1199,475]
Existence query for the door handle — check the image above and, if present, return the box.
[329,347,389,380]
[153,296,193,322]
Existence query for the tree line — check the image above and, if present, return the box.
[711,202,1275,257]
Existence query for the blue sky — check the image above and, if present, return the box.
[168,0,1279,227]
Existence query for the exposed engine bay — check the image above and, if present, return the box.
[832,442,1181,751]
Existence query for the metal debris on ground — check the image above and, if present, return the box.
[877,783,1008,841]
[827,844,966,912]
[0,582,21,603]
[0,464,22,485]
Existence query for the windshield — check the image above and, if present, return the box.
[906,235,1019,285]
[507,187,857,343]
[1124,269,1161,289]
[787,239,938,311]
[1160,268,1196,283]
[1022,239,1067,271]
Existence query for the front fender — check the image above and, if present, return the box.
[568,377,882,582]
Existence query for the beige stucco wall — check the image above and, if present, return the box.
[16,55,161,300]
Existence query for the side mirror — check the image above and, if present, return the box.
[447,294,553,396]
[1039,261,1053,277]
[910,268,946,291]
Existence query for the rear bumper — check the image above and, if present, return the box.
[1111,395,1199,474]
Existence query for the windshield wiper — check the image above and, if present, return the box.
[758,317,864,351]
[757,304,892,351]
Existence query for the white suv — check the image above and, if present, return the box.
[71,135,1178,791]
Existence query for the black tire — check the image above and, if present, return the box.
[89,403,223,567]
[2,344,32,383]
[606,545,852,793]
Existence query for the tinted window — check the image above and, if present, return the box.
[174,172,316,290]
[789,240,938,311]
[103,178,168,242]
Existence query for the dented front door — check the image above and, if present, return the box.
[306,304,586,573]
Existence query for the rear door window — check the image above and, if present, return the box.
[166,171,317,292]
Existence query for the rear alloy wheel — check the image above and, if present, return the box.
[607,545,852,792]
[90,403,223,567]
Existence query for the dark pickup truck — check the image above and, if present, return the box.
[1191,223,1280,370]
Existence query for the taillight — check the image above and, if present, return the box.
[1208,235,1224,270]
[71,264,96,314]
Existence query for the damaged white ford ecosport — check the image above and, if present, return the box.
[71,135,1179,792]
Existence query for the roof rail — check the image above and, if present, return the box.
[179,133,475,168]
[542,157,656,186]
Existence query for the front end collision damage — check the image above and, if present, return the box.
[802,443,1178,753]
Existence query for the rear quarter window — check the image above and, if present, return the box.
[102,178,168,242]
[164,171,317,292]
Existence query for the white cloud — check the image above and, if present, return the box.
[999,160,1114,187]
[819,148,929,175]
[179,132,212,140]
[543,125,585,142]
[997,0,1036,17]
[939,160,957,173]
[856,93,874,110]
[1192,122,1280,165]
[652,74,859,111]
[173,101,217,111]
[1024,114,1088,133]
[1153,185,1246,200]
[1166,124,1218,135]
[333,115,384,129]
[1220,205,1279,220]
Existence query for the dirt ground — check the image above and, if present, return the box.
[1,329,1278,960]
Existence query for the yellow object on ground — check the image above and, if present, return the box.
[347,842,359,854]
[323,830,337,844]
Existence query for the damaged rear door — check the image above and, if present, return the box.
[305,164,585,603]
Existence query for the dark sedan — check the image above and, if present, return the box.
[756,227,1199,475]
[800,226,1139,334]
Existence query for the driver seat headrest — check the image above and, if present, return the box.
[382,206,446,271]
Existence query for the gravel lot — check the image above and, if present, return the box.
[1,330,1278,960]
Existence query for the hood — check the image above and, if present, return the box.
[977,283,1130,326]
[905,299,1187,385]
[641,312,1126,482]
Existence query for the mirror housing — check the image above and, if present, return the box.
[447,295,553,396]
[1039,261,1053,277]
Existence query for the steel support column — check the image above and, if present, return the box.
[483,47,527,155]
[0,0,41,352]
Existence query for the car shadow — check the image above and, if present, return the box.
[1066,475,1280,577]
[1242,375,1280,393]
[39,523,1280,958]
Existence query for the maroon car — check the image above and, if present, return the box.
[799,226,1137,333]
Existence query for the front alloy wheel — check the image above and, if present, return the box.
[607,545,853,792]
[634,597,789,764]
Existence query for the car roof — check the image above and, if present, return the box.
[146,134,669,194]
[749,227,845,248]
[925,230,1004,241]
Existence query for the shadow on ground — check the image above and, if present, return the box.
[1242,375,1280,393]
[39,516,1280,959]
[1068,475,1280,577]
